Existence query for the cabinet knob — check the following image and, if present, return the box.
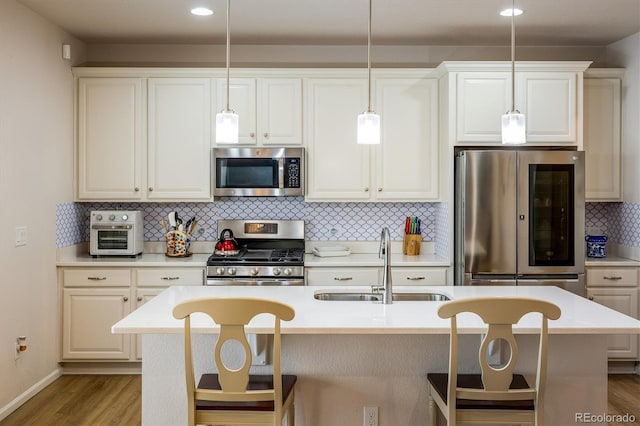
[250,132,256,138]
[148,187,153,192]
[123,297,129,302]
[263,132,269,138]
[134,187,140,192]
[588,296,594,301]
[137,296,143,302]
[378,187,382,192]
[364,187,369,192]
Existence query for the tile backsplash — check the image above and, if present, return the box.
[56,199,443,251]
[57,200,640,255]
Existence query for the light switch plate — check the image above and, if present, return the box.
[15,226,27,246]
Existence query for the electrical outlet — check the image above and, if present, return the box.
[363,406,378,426]
[15,226,27,247]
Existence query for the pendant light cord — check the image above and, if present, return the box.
[225,0,231,112]
[510,0,516,113]
[367,0,372,112]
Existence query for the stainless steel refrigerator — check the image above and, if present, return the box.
[454,149,586,296]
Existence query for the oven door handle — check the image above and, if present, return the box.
[91,224,133,230]
[206,278,304,286]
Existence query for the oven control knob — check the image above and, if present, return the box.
[283,268,292,276]
[273,268,282,276]
[121,214,129,221]
[109,214,116,221]
[227,267,236,276]
[250,268,260,276]
[95,214,103,221]
[216,267,225,275]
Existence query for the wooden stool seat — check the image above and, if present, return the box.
[196,374,297,412]
[427,373,534,411]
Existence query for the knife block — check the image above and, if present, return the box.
[403,234,421,256]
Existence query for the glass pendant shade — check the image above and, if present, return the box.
[215,111,239,144]
[357,111,380,145]
[501,111,526,144]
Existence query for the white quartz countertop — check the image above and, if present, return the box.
[585,255,640,267]
[56,252,211,267]
[112,285,640,335]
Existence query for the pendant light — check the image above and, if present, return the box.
[215,0,239,144]
[357,0,380,145]
[501,0,526,145]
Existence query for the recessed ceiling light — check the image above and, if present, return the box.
[191,7,214,16]
[500,8,523,17]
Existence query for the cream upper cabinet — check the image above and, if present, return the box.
[454,72,510,142]
[375,77,439,200]
[437,61,590,146]
[215,78,302,145]
[76,76,213,201]
[305,78,371,200]
[306,74,439,202]
[77,77,144,200]
[517,71,578,143]
[584,70,623,202]
[147,78,212,200]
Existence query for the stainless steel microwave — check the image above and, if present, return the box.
[213,147,304,197]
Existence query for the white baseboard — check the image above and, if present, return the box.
[0,368,62,422]
[608,361,639,374]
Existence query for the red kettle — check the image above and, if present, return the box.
[214,228,240,255]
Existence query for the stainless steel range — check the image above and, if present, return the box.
[206,220,305,286]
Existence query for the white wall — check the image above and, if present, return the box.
[606,33,640,203]
[0,0,85,417]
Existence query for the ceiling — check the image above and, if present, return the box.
[17,0,640,46]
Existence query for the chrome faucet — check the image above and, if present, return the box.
[372,227,393,304]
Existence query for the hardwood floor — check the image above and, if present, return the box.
[0,375,140,426]
[0,374,638,425]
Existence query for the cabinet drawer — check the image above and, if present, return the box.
[136,268,204,286]
[587,268,638,287]
[306,268,379,286]
[63,269,131,287]
[391,268,447,286]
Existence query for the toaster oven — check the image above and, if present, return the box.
[90,210,144,257]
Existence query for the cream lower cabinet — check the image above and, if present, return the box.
[306,266,448,287]
[586,267,639,359]
[60,266,204,361]
[584,69,623,201]
[61,269,133,360]
[305,74,439,201]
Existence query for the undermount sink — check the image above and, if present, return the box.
[313,291,450,302]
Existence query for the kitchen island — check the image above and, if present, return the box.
[113,285,640,426]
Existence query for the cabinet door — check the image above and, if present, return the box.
[259,78,303,145]
[147,78,212,200]
[134,288,163,360]
[455,72,510,142]
[305,78,371,200]
[62,288,131,360]
[216,78,257,145]
[518,72,577,144]
[588,287,638,359]
[584,77,622,201]
[77,78,144,200]
[375,78,439,200]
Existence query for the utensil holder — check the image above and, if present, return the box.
[403,234,421,256]
[166,230,192,257]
